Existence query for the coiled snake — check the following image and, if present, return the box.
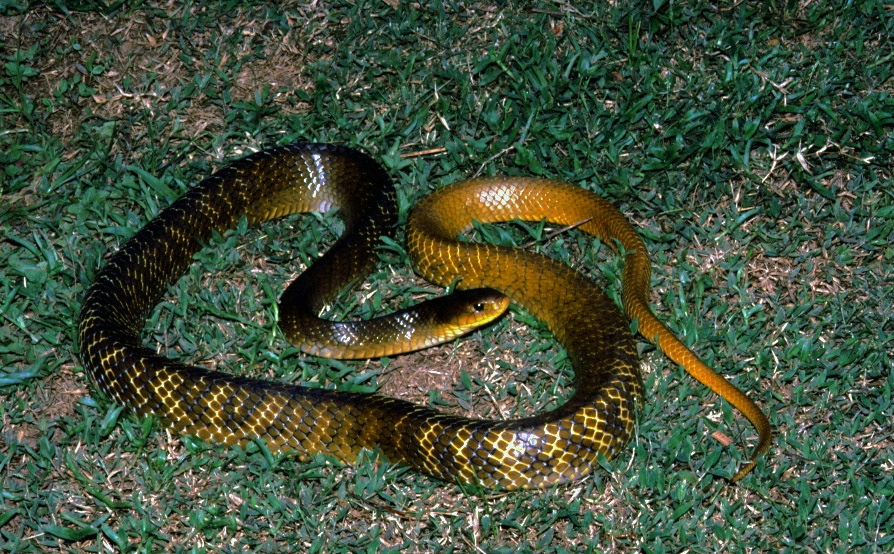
[78,142,770,489]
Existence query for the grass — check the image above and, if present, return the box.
[1,0,892,552]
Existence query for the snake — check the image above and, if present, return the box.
[78,142,771,489]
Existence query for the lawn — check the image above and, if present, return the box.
[1,1,892,552]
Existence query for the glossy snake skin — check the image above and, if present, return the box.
[79,143,770,488]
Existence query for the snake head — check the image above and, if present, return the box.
[427,287,510,341]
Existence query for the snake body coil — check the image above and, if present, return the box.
[79,143,769,489]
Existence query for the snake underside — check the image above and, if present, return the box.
[79,142,769,489]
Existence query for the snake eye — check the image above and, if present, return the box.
[473,302,485,312]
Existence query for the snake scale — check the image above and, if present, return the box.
[78,142,770,489]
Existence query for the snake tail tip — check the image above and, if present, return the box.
[729,461,758,484]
